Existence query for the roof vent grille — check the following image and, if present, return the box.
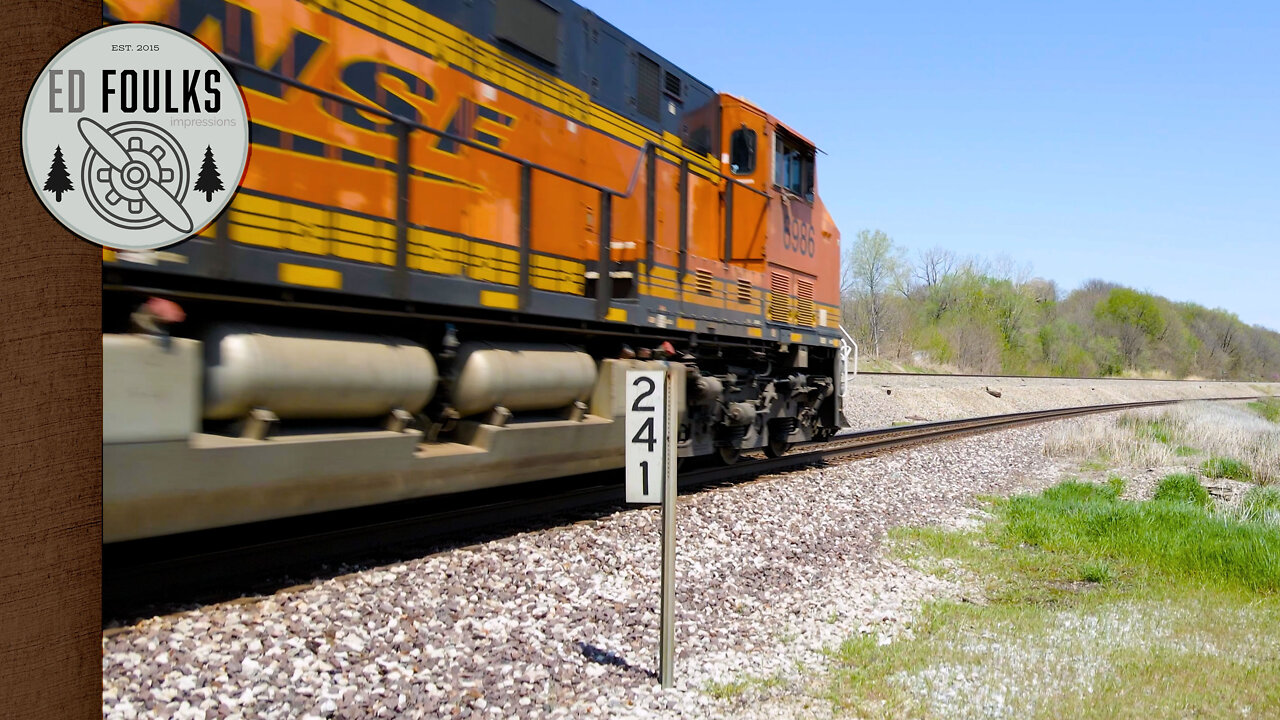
[664,71,682,98]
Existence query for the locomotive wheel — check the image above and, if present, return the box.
[764,436,791,458]
[716,446,741,465]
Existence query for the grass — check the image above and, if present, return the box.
[705,679,750,700]
[1045,403,1280,485]
[1105,474,1126,497]
[1118,416,1174,444]
[823,478,1280,718]
[1201,456,1253,481]
[1150,473,1211,507]
[1005,479,1279,590]
[704,672,786,700]
[1079,458,1109,472]
[1226,486,1280,525]
[1079,560,1112,583]
[1248,397,1280,423]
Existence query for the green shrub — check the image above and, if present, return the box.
[1152,473,1212,507]
[1201,457,1253,481]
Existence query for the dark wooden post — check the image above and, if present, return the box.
[0,2,101,718]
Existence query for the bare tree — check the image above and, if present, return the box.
[844,229,907,357]
[991,253,1033,286]
[914,247,955,288]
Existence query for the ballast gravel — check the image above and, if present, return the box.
[103,425,1070,719]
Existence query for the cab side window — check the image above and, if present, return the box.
[729,128,756,174]
[774,132,815,202]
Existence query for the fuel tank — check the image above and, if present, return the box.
[449,342,597,417]
[203,325,438,420]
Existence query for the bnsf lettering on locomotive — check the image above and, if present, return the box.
[171,1,517,152]
[331,61,516,152]
[175,0,323,100]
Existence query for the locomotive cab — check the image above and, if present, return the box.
[679,95,847,461]
[716,95,834,297]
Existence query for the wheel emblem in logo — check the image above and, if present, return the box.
[80,119,192,232]
[21,24,249,251]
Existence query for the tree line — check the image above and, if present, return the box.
[841,229,1280,380]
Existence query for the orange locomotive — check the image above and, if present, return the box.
[102,0,848,540]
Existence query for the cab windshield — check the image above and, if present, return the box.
[774,130,815,202]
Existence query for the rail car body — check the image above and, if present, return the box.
[102,0,848,541]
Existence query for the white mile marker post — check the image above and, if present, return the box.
[624,367,678,687]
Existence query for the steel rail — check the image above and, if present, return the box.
[853,370,1264,383]
[103,395,1258,624]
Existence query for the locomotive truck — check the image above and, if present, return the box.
[102,0,849,541]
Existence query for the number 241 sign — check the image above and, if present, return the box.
[625,370,666,503]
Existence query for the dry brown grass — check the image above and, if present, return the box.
[1044,402,1280,484]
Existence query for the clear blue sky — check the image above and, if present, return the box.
[587,0,1279,331]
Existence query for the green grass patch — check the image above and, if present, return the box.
[704,678,750,700]
[1201,456,1253,481]
[1080,560,1113,583]
[1173,445,1200,457]
[1247,397,1280,423]
[704,672,785,701]
[1151,473,1211,508]
[1118,415,1174,444]
[1105,475,1126,497]
[824,480,1280,718]
[1006,479,1280,590]
[1079,458,1110,472]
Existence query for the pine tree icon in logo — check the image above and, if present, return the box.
[44,145,74,202]
[194,145,223,201]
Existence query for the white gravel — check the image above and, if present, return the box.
[892,600,1215,720]
[103,423,1072,720]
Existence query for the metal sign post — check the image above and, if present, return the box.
[659,368,678,687]
[625,367,678,688]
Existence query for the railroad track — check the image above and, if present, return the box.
[103,395,1257,625]
[852,370,1249,382]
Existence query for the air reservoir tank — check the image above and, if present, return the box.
[449,342,597,417]
[203,325,438,420]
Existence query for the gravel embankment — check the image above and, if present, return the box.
[843,374,1278,430]
[103,425,1070,720]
